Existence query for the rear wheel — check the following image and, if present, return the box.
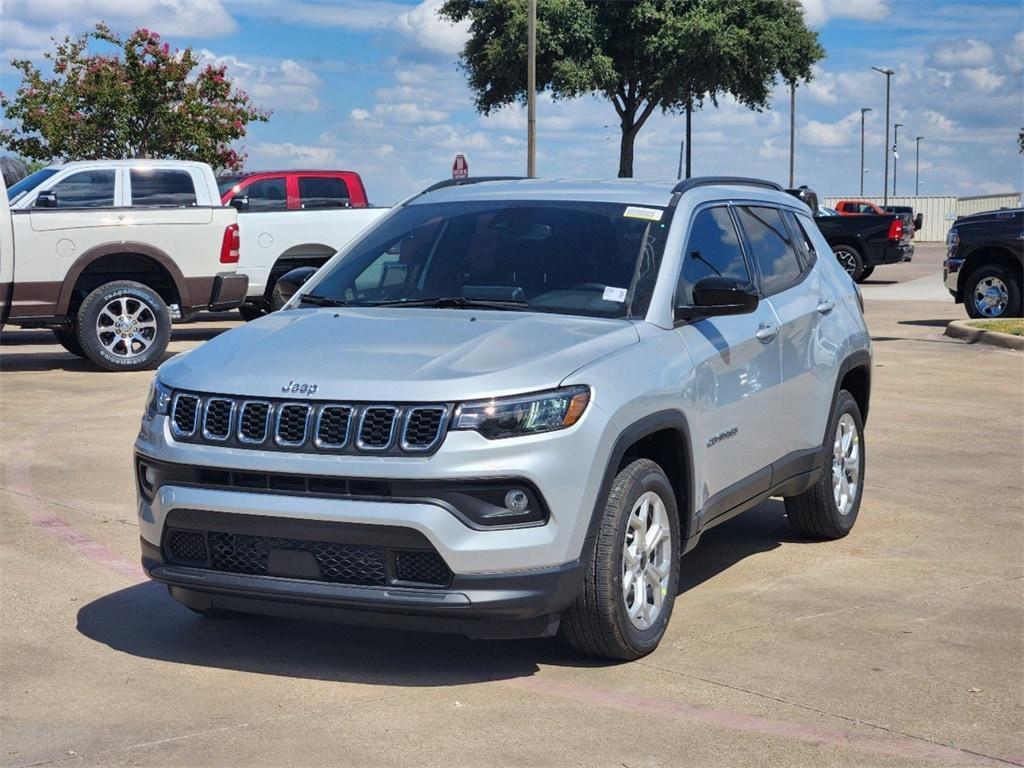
[859,265,875,281]
[238,303,265,322]
[785,390,864,539]
[52,328,85,358]
[76,280,171,372]
[561,459,680,660]
[832,245,866,282]
[964,265,1022,319]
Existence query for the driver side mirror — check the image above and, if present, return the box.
[229,195,250,212]
[35,190,58,208]
[675,276,759,321]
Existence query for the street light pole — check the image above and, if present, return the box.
[526,0,536,178]
[915,136,924,195]
[872,66,894,206]
[860,107,871,196]
[789,81,796,188]
[893,122,904,196]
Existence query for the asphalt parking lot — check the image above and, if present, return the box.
[1,243,1021,768]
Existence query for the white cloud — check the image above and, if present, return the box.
[799,0,890,27]
[391,0,468,56]
[372,102,449,124]
[927,39,995,70]
[350,108,371,121]
[198,51,322,112]
[249,141,337,166]
[803,112,861,148]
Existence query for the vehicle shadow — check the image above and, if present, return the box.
[0,326,231,373]
[76,502,800,684]
[897,318,954,328]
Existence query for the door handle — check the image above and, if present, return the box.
[816,297,836,314]
[755,322,778,342]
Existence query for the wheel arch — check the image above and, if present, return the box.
[584,411,696,562]
[833,350,872,430]
[60,243,188,318]
[955,245,1022,301]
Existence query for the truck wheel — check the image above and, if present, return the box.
[269,282,289,312]
[785,390,864,540]
[561,459,680,660]
[75,281,171,372]
[964,265,1022,319]
[238,303,265,322]
[859,265,875,281]
[832,245,866,282]
[52,328,86,358]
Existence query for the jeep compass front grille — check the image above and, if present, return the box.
[168,392,449,456]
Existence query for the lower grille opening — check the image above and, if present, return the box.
[162,526,452,589]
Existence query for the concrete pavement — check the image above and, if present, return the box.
[1,244,1021,767]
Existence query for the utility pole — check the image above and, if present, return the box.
[872,66,894,206]
[526,0,536,177]
[915,136,924,195]
[860,107,871,196]
[677,141,684,180]
[788,81,796,188]
[685,98,692,179]
[893,122,904,196]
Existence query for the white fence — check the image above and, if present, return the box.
[821,193,1021,242]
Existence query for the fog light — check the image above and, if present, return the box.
[504,488,530,514]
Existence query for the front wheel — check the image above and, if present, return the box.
[52,328,86,358]
[561,459,680,660]
[75,280,171,372]
[832,245,866,282]
[785,390,865,539]
[964,265,1022,319]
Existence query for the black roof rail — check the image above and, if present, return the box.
[419,176,529,194]
[671,176,783,195]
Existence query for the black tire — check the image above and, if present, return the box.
[75,280,171,372]
[269,282,289,312]
[963,264,1022,319]
[51,328,86,358]
[785,390,865,540]
[561,459,680,660]
[859,265,875,281]
[238,303,265,322]
[832,244,866,282]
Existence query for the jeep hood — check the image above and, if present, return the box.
[159,307,639,401]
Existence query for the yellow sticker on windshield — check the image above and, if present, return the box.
[624,206,663,222]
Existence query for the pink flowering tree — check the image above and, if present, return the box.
[0,24,269,171]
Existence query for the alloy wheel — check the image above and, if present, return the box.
[832,413,861,516]
[95,296,158,359]
[622,490,672,630]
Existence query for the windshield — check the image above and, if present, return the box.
[7,168,58,203]
[304,199,671,318]
[216,174,244,197]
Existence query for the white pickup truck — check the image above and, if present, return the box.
[10,161,389,320]
[1,161,248,371]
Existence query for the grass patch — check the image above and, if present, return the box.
[967,319,1024,336]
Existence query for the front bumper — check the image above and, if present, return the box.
[142,536,583,638]
[208,272,249,310]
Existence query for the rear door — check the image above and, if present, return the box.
[674,204,782,516]
[735,205,838,471]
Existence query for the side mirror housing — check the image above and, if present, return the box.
[675,276,759,320]
[35,190,58,208]
[229,195,250,212]
[914,213,923,231]
[273,266,318,309]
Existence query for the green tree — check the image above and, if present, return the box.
[440,0,824,177]
[0,24,269,171]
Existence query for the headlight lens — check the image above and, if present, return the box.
[144,378,173,421]
[452,386,590,439]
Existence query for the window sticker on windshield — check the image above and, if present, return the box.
[623,206,663,222]
[602,286,628,302]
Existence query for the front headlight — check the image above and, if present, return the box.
[452,386,590,439]
[144,378,173,421]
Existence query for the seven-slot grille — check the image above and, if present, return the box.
[169,393,448,455]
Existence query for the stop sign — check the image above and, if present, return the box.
[452,153,469,180]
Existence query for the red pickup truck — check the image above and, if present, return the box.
[217,170,370,210]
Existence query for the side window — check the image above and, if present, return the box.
[736,206,804,296]
[49,170,115,208]
[130,169,197,207]
[677,206,750,304]
[299,176,350,209]
[784,210,817,268]
[244,178,287,211]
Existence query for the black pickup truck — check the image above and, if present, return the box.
[944,207,1023,318]
[788,187,915,282]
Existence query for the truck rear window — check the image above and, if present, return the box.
[299,177,350,209]
[130,169,197,207]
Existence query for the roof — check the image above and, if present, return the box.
[410,177,797,209]
[47,159,214,170]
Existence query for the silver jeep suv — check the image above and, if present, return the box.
[136,176,871,659]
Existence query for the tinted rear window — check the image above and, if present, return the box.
[299,176,350,209]
[736,206,803,295]
[130,169,197,207]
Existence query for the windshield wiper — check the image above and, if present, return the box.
[300,293,349,307]
[366,297,530,311]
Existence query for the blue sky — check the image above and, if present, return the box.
[2,0,1022,203]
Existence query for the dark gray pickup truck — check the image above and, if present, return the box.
[788,187,914,282]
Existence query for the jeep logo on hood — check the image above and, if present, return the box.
[282,381,318,396]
